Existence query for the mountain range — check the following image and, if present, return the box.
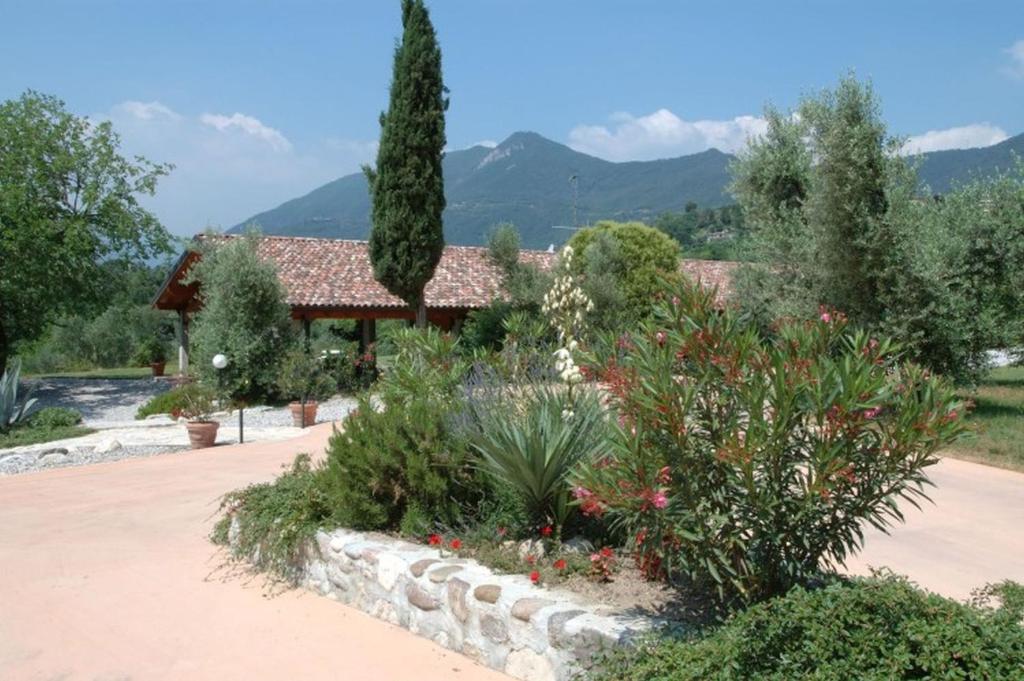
[232,130,1024,250]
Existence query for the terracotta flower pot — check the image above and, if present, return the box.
[289,401,318,427]
[185,420,219,449]
[150,361,166,377]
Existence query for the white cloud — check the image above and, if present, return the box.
[199,112,292,152]
[901,124,1008,155]
[471,139,498,149]
[568,108,768,161]
[1004,39,1024,79]
[116,100,181,121]
[99,101,377,236]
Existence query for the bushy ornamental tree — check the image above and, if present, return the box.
[185,233,294,402]
[575,279,966,604]
[365,0,448,328]
[567,220,681,329]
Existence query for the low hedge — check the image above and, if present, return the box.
[135,386,192,420]
[590,574,1024,680]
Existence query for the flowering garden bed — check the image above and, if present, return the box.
[211,252,1023,678]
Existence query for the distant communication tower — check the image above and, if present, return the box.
[569,174,579,229]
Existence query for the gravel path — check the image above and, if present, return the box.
[3,378,358,476]
[31,377,172,427]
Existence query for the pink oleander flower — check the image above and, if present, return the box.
[651,490,669,509]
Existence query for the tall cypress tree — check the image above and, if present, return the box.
[365,0,448,328]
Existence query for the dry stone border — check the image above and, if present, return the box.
[236,525,657,681]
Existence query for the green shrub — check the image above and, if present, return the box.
[132,336,167,365]
[317,341,375,394]
[213,454,330,580]
[567,220,681,328]
[322,391,477,533]
[276,347,335,402]
[135,386,192,419]
[577,278,966,604]
[590,574,1024,681]
[28,406,82,428]
[320,328,481,533]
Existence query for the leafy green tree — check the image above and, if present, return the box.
[730,74,1022,381]
[365,0,448,328]
[185,233,295,402]
[567,220,681,329]
[0,91,171,370]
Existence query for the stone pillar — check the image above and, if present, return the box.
[177,309,189,375]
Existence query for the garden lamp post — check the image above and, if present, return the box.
[212,353,243,443]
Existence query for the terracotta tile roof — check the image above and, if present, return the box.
[680,258,738,302]
[155,235,737,312]
[240,236,553,310]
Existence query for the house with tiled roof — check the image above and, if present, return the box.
[153,234,736,373]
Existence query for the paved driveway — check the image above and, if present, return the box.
[846,457,1024,600]
[0,424,509,681]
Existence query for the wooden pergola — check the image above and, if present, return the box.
[152,235,556,374]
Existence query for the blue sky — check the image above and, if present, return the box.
[2,0,1022,235]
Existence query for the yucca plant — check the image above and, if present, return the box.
[1,359,39,432]
[463,380,610,532]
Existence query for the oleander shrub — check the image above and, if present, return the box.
[589,574,1024,681]
[576,278,966,604]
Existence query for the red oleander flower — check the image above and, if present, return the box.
[497,526,507,537]
[540,525,553,537]
[428,534,442,546]
[529,570,541,584]
[525,554,536,565]
[553,559,567,570]
[600,546,614,559]
[449,538,462,550]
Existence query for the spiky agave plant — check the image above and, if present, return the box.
[0,359,39,432]
[463,381,610,533]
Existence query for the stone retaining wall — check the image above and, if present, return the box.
[244,526,653,681]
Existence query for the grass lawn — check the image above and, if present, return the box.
[25,360,180,380]
[948,366,1024,472]
[0,424,96,449]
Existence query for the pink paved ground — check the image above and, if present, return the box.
[2,429,1022,681]
[846,456,1024,600]
[0,424,510,681]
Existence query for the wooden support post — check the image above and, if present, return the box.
[302,317,312,352]
[177,309,189,375]
[359,318,377,355]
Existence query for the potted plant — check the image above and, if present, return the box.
[276,347,335,427]
[135,337,168,377]
[178,382,219,448]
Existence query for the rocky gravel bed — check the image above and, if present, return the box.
[31,377,172,427]
[0,440,189,476]
[1,378,358,476]
[223,396,358,429]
